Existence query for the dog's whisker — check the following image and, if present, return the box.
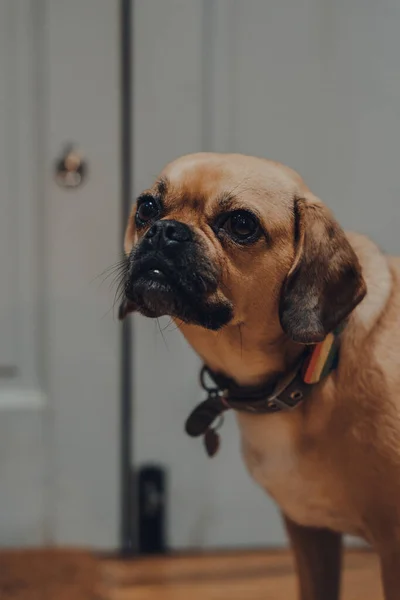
[95,266,129,296]
[161,318,176,333]
[93,259,128,284]
[108,270,129,293]
[111,277,128,315]
[156,318,169,349]
[224,175,253,203]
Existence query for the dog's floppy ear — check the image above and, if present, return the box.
[279,197,366,344]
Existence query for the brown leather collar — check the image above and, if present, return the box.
[185,346,338,457]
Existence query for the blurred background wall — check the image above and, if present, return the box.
[0,0,399,552]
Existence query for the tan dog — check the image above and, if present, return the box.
[120,153,400,599]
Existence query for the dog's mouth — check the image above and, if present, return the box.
[130,254,184,287]
[146,268,165,280]
[122,252,233,330]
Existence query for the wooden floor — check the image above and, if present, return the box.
[0,548,384,599]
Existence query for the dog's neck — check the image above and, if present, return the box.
[179,320,303,387]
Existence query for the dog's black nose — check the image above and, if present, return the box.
[145,219,192,247]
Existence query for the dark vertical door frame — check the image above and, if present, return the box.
[120,0,136,555]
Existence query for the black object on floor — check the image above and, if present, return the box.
[138,465,167,554]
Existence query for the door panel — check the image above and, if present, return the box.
[0,0,121,550]
[45,0,121,548]
[0,0,46,547]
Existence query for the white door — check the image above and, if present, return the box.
[0,0,121,549]
[132,0,400,551]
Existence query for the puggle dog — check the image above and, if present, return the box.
[119,152,400,599]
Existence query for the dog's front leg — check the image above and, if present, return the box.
[378,544,400,600]
[284,515,342,600]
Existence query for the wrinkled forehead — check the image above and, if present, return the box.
[154,154,301,216]
[161,157,237,207]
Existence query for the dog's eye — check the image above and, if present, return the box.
[222,210,260,243]
[135,197,160,226]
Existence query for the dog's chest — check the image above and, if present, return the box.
[237,413,360,535]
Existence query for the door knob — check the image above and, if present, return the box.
[55,144,87,188]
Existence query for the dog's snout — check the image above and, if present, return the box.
[145,219,192,247]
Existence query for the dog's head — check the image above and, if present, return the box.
[120,153,366,343]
